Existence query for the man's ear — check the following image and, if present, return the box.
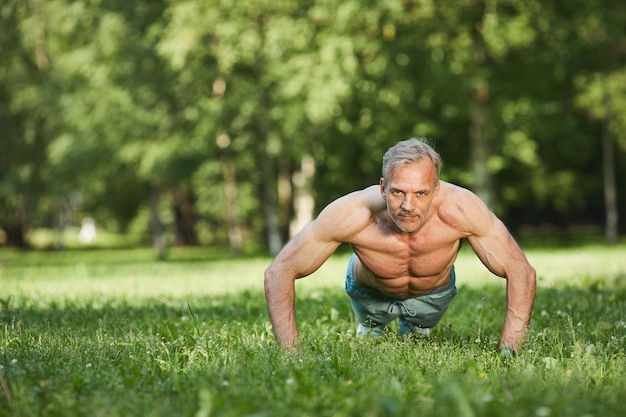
[380,178,386,200]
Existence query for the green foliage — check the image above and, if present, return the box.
[0,247,625,416]
[1,0,625,248]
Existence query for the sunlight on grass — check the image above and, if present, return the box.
[525,245,626,285]
[0,248,269,305]
[2,244,625,306]
[1,244,625,417]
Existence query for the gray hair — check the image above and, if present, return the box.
[382,137,442,183]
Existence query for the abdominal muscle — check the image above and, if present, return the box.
[352,248,457,299]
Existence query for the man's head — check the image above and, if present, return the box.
[380,138,442,233]
[381,137,441,185]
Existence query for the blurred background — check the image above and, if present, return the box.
[1,0,625,257]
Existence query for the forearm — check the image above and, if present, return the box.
[501,266,537,351]
[269,301,299,349]
[264,271,299,348]
[500,306,531,351]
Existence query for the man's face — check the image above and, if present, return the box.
[380,160,440,233]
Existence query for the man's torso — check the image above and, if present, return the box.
[348,183,468,298]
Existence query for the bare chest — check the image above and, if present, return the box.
[350,220,463,279]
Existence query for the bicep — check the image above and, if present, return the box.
[272,221,342,279]
[467,214,526,278]
[268,190,372,279]
[445,188,525,278]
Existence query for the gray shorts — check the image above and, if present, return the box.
[345,254,457,332]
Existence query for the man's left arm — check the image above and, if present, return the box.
[466,208,537,352]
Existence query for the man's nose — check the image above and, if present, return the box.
[401,195,414,210]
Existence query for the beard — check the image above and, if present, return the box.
[388,207,423,233]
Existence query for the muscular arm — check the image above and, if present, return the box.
[469,218,536,352]
[264,189,375,348]
[446,188,536,352]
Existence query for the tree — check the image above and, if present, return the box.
[0,0,60,247]
[1,0,624,251]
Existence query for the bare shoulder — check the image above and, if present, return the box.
[314,185,383,241]
[436,182,493,236]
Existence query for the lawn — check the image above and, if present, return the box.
[0,244,625,416]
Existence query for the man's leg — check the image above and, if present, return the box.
[398,319,430,336]
[345,254,397,337]
[356,322,388,337]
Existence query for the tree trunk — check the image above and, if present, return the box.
[602,88,618,244]
[3,0,46,249]
[170,186,199,246]
[222,158,243,255]
[2,194,29,248]
[150,185,167,260]
[290,154,315,238]
[278,155,293,240]
[469,97,494,209]
[469,16,495,211]
[3,225,25,247]
[262,146,283,256]
[253,18,282,256]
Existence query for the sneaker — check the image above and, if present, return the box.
[398,319,430,336]
[356,323,387,338]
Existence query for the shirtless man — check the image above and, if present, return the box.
[264,138,536,353]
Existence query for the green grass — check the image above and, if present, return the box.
[1,245,625,416]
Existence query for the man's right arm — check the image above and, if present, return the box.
[263,223,341,348]
[263,188,376,348]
